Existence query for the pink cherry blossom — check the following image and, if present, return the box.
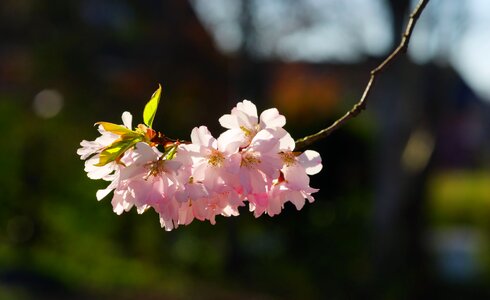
[237,129,283,195]
[77,111,132,159]
[177,126,241,192]
[78,99,323,231]
[219,100,287,147]
[77,111,136,204]
[205,190,242,224]
[77,111,133,180]
[248,150,322,217]
[274,150,322,211]
[175,126,245,224]
[118,142,182,229]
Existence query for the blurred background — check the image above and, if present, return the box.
[1,0,490,298]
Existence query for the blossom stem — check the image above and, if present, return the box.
[294,0,430,151]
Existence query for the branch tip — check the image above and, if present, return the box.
[294,0,430,151]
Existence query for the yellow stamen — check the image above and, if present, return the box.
[241,152,261,168]
[240,126,252,137]
[144,160,165,180]
[207,149,225,167]
[280,152,296,167]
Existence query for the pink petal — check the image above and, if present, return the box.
[164,160,183,173]
[111,190,132,215]
[239,170,253,194]
[259,108,286,128]
[298,150,322,175]
[217,129,243,153]
[250,129,280,153]
[283,164,310,190]
[174,189,188,202]
[271,128,295,151]
[248,193,267,218]
[258,154,282,178]
[188,182,208,199]
[193,162,208,181]
[249,169,268,194]
[134,142,159,161]
[289,191,307,210]
[178,203,195,225]
[176,144,205,167]
[190,126,215,148]
[224,153,241,174]
[303,191,316,203]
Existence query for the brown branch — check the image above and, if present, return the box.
[294,0,430,151]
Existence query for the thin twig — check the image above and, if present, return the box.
[294,0,430,151]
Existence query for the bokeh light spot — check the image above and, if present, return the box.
[33,89,64,118]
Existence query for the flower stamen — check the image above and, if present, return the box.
[280,152,297,167]
[207,149,225,167]
[241,152,261,168]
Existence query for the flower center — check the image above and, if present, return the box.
[145,159,165,179]
[207,149,225,167]
[240,125,252,137]
[241,152,261,168]
[280,152,296,167]
[240,124,260,141]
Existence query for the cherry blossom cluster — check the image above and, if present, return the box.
[78,88,322,231]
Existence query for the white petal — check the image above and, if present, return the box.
[217,129,243,153]
[222,205,239,217]
[136,204,149,214]
[218,114,239,129]
[96,186,113,200]
[95,132,118,145]
[237,100,258,120]
[85,158,115,180]
[234,109,255,130]
[111,192,129,215]
[77,140,101,159]
[133,142,158,162]
[269,128,295,151]
[250,130,280,154]
[193,162,208,181]
[190,126,215,148]
[298,150,322,175]
[178,143,201,154]
[252,128,274,141]
[121,111,133,129]
[259,108,286,129]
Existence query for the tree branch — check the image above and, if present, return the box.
[294,0,430,151]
